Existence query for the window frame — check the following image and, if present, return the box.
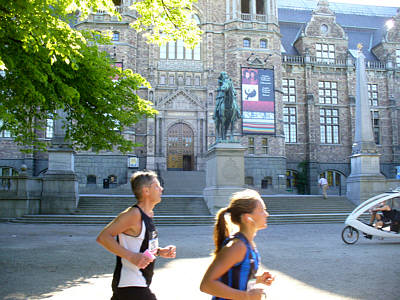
[320,108,339,144]
[316,43,335,63]
[368,83,378,106]
[371,110,380,145]
[260,39,267,49]
[248,137,255,154]
[318,81,338,105]
[112,31,120,41]
[282,79,296,103]
[283,106,297,143]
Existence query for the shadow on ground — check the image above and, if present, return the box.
[1,223,399,300]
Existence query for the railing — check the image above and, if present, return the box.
[240,13,267,22]
[282,54,389,70]
[241,13,251,21]
[282,55,304,64]
[366,60,386,69]
[255,14,266,22]
[308,56,347,66]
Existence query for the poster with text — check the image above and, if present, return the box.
[241,68,275,134]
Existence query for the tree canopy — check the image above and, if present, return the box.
[0,0,201,152]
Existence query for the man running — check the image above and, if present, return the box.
[97,170,176,300]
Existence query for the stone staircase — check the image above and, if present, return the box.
[12,194,363,226]
[159,170,206,195]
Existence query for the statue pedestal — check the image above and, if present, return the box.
[203,143,246,214]
[41,148,78,214]
[346,153,386,205]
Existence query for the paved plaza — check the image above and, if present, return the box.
[0,222,399,300]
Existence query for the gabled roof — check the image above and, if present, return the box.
[278,0,399,61]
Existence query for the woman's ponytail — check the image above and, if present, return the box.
[213,207,230,255]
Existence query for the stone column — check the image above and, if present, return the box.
[346,46,386,205]
[226,0,230,21]
[251,0,256,19]
[203,142,246,213]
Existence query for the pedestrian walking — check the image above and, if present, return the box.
[96,170,176,300]
[318,176,329,199]
[200,189,275,300]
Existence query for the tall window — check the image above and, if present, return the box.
[0,120,11,138]
[320,108,339,144]
[185,76,192,86]
[248,137,254,154]
[371,111,380,145]
[396,49,400,68]
[316,43,335,63]
[194,75,200,86]
[283,107,297,143]
[243,38,251,48]
[368,84,378,106]
[169,74,175,85]
[46,118,54,139]
[318,81,338,104]
[159,15,200,60]
[282,79,296,102]
[262,138,268,154]
[159,74,166,85]
[160,40,200,60]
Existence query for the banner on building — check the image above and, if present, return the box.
[241,67,275,135]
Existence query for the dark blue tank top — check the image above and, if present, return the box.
[212,232,260,300]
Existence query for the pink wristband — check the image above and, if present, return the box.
[143,249,155,261]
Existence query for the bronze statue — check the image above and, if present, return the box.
[213,72,241,141]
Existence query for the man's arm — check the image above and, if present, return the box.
[96,207,151,269]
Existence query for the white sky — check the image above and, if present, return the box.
[330,0,399,7]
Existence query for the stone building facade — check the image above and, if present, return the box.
[1,0,399,195]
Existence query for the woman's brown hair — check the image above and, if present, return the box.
[213,189,261,255]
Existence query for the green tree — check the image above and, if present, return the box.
[0,0,201,152]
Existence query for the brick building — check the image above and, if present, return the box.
[1,0,399,195]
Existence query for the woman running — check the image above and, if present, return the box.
[200,189,274,300]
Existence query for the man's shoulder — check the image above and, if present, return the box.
[118,205,141,221]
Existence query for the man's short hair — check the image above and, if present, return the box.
[130,170,158,200]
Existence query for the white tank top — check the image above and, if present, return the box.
[117,221,147,287]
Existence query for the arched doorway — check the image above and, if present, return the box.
[167,123,194,170]
[319,170,345,195]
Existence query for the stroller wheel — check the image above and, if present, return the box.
[342,226,359,244]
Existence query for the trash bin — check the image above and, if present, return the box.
[103,178,110,189]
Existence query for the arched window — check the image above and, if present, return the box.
[319,171,341,187]
[159,14,201,60]
[87,175,97,185]
[243,38,251,48]
[260,39,267,48]
[1,167,18,191]
[112,31,120,41]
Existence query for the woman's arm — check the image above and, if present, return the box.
[200,239,263,300]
